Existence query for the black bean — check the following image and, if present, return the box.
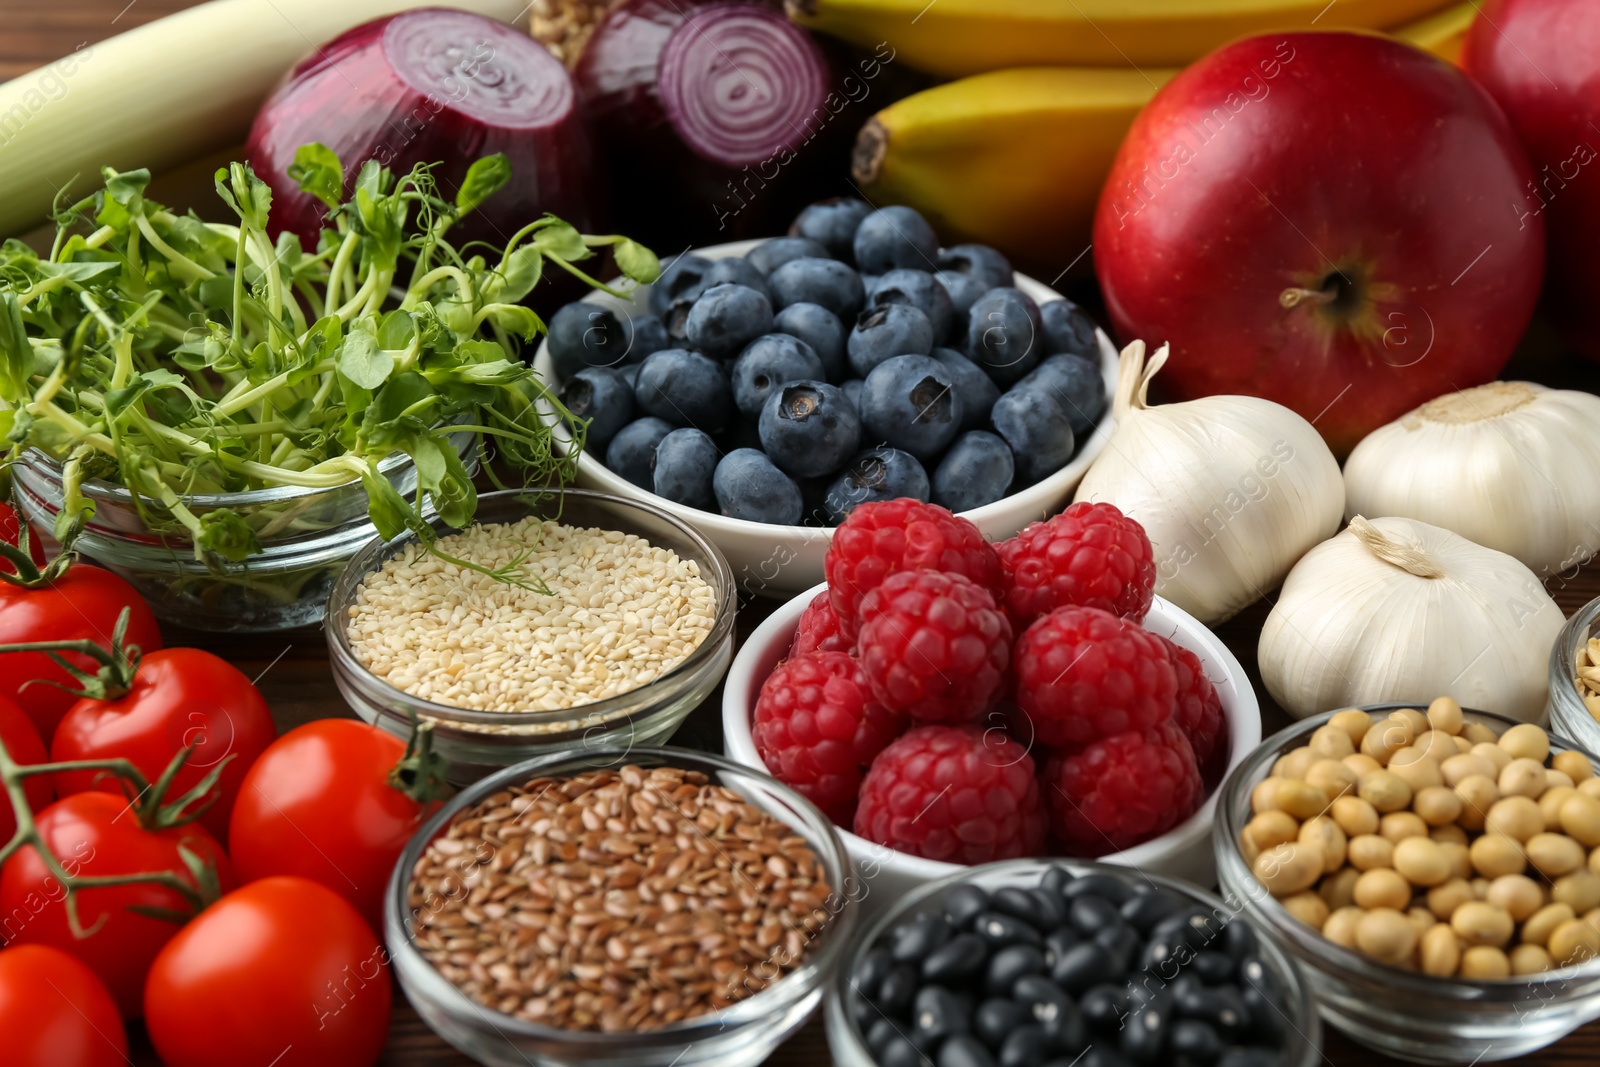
[882,1036,933,1067]
[1223,919,1260,962]
[1029,887,1069,929]
[1095,924,1142,975]
[867,1016,902,1054]
[1080,982,1131,1030]
[974,997,1028,1049]
[1068,895,1122,936]
[895,914,956,963]
[1141,933,1191,981]
[925,934,990,983]
[998,1024,1054,1067]
[1062,873,1135,904]
[878,963,920,1016]
[1218,1049,1282,1067]
[1042,928,1079,969]
[1077,1050,1137,1067]
[1040,865,1075,897]
[986,944,1046,996]
[974,911,1042,948]
[992,886,1050,928]
[853,994,878,1032]
[1051,941,1115,993]
[1170,1019,1224,1064]
[947,884,992,930]
[1237,956,1282,1004]
[1178,986,1251,1042]
[939,1034,999,1067]
[1120,997,1173,1065]
[1121,889,1189,933]
[1240,984,1286,1048]
[1153,908,1225,952]
[1170,974,1207,1016]
[1190,950,1235,985]
[1013,975,1086,1050]
[913,985,971,1047]
[858,946,895,1001]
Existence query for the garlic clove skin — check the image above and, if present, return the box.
[1073,341,1344,625]
[1343,382,1600,578]
[1260,515,1564,722]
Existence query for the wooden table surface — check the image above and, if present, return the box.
[10,3,1600,1066]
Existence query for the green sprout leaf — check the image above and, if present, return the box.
[533,220,588,261]
[456,154,511,216]
[337,331,394,391]
[0,293,29,399]
[195,508,263,563]
[613,239,662,284]
[286,143,344,211]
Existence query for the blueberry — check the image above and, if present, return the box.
[849,304,935,377]
[712,449,803,525]
[938,244,1014,290]
[685,284,774,358]
[748,236,831,275]
[714,417,764,456]
[759,380,862,478]
[649,253,713,317]
[840,378,866,415]
[936,270,988,333]
[546,302,638,378]
[604,417,674,489]
[1040,298,1098,359]
[730,334,825,418]
[619,365,641,391]
[790,197,873,262]
[991,390,1074,484]
[633,349,734,431]
[650,428,719,510]
[854,205,940,274]
[967,287,1043,386]
[872,269,955,344]
[704,256,770,299]
[932,431,1013,513]
[773,302,846,381]
[860,354,962,462]
[767,257,866,320]
[662,298,695,344]
[823,447,929,522]
[559,367,634,451]
[1015,354,1106,437]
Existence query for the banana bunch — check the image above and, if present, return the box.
[850,2,1476,270]
[791,0,1464,77]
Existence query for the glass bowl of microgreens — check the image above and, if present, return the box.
[0,145,660,631]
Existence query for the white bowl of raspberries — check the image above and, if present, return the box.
[722,498,1261,923]
[532,198,1119,599]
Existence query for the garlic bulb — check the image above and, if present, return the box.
[1073,341,1343,624]
[1343,382,1600,578]
[1260,515,1563,722]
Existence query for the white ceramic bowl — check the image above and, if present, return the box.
[722,583,1262,927]
[533,241,1119,597]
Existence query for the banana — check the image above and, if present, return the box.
[1391,1,1477,62]
[788,0,1457,76]
[853,67,1175,271]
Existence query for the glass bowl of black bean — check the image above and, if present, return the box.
[824,858,1320,1067]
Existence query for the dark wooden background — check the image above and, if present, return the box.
[8,2,1600,1065]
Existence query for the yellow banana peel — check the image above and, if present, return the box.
[789,0,1458,76]
[1391,1,1477,63]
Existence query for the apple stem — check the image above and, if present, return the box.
[1279,286,1339,309]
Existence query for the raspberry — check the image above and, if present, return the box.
[854,725,1046,864]
[996,502,1155,626]
[753,651,902,825]
[825,498,1001,640]
[1044,722,1203,855]
[1011,606,1177,748]
[789,590,850,658]
[856,570,1012,724]
[1157,634,1225,768]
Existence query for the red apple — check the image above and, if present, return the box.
[1093,32,1544,455]
[1462,0,1600,357]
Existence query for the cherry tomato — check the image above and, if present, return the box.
[0,563,162,743]
[145,876,391,1067]
[52,648,276,844]
[0,502,46,575]
[229,718,442,931]
[0,692,52,843]
[0,944,128,1067]
[0,791,234,1017]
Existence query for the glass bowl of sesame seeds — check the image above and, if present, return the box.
[326,489,736,782]
[385,744,858,1067]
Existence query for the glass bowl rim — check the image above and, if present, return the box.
[325,487,737,728]
[384,743,858,1044]
[1550,596,1600,716]
[827,855,1321,1064]
[1216,701,1600,990]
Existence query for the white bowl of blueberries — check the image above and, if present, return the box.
[533,200,1117,596]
